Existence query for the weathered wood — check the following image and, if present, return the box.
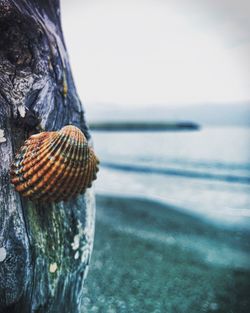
[0,1,95,312]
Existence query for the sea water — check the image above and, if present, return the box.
[92,126,250,228]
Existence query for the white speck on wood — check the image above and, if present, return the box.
[0,129,6,143]
[18,105,26,118]
[0,247,7,262]
[71,234,80,251]
[74,251,79,260]
[49,262,58,273]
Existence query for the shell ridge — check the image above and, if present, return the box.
[19,132,59,167]
[10,134,55,184]
[12,133,59,174]
[71,142,94,197]
[37,130,80,200]
[16,132,72,195]
[61,147,88,200]
[79,153,95,194]
[51,129,85,201]
[24,131,76,199]
[12,133,67,191]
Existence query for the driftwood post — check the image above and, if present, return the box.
[0,1,95,312]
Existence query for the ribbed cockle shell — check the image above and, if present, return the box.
[11,125,99,202]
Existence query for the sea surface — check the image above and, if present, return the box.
[92,126,250,228]
[83,126,250,312]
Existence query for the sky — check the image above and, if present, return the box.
[60,0,250,109]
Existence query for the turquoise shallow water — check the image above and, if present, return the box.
[83,127,250,312]
[92,126,250,227]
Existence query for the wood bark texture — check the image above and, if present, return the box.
[0,1,95,312]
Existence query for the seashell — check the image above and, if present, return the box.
[11,125,99,202]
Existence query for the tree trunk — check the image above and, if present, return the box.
[0,1,95,312]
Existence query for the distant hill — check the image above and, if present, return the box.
[89,121,200,131]
[86,102,250,127]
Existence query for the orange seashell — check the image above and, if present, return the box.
[11,125,99,202]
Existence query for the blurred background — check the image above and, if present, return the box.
[61,1,250,312]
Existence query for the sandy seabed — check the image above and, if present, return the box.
[82,195,250,313]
